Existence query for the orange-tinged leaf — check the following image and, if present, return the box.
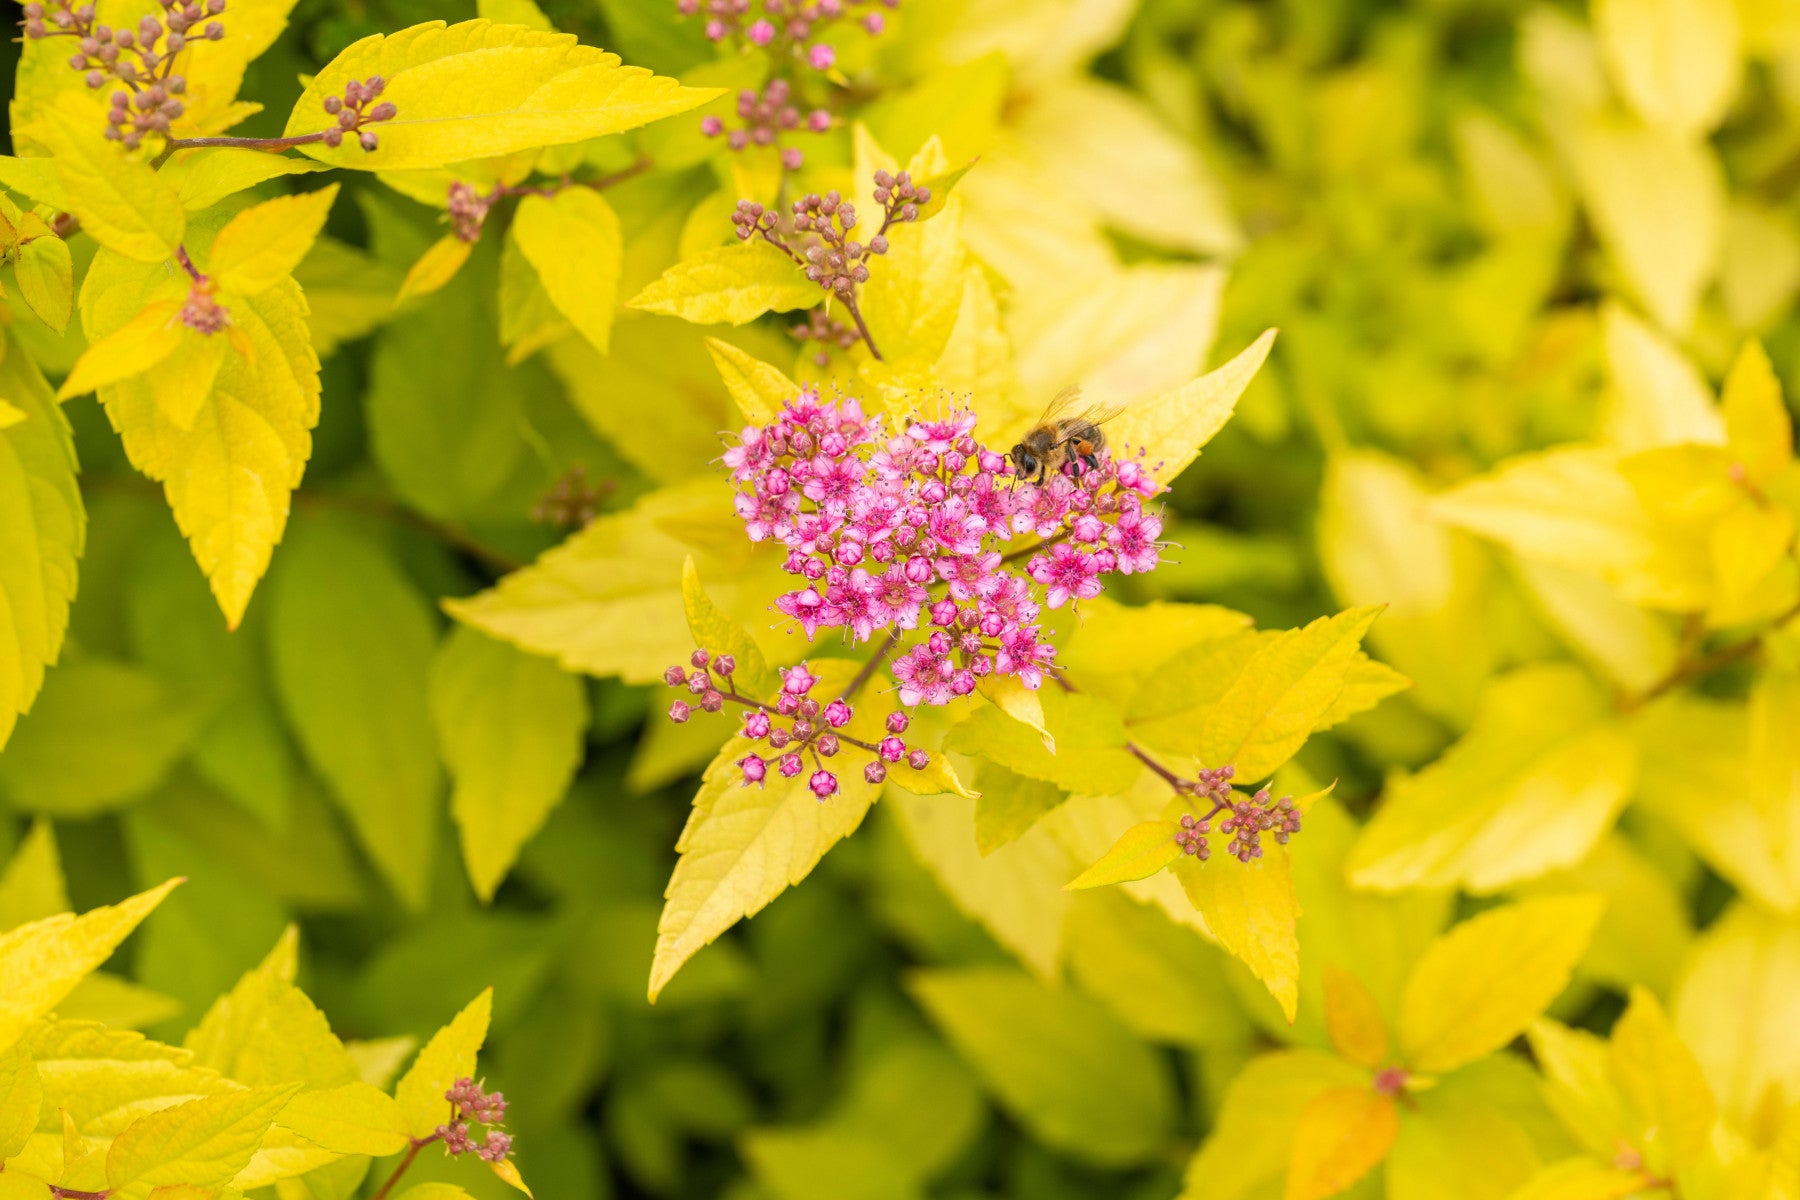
[1065,821,1184,890]
[1323,966,1389,1069]
[1284,1086,1398,1200]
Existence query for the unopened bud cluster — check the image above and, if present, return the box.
[791,309,859,366]
[701,78,830,170]
[319,75,397,150]
[676,0,897,66]
[438,1076,513,1164]
[24,0,222,137]
[447,181,494,243]
[665,650,928,797]
[530,464,613,528]
[1173,770,1303,863]
[732,182,923,308]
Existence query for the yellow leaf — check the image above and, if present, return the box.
[650,661,885,999]
[477,0,552,30]
[209,186,341,296]
[1609,987,1715,1174]
[1722,339,1793,486]
[1594,0,1742,137]
[1749,665,1800,877]
[1712,501,1794,612]
[512,187,622,353]
[1721,201,1800,330]
[1672,903,1800,1134]
[0,402,23,429]
[0,1043,41,1158]
[1179,1049,1368,1199]
[394,989,492,1138]
[396,235,474,303]
[628,240,819,325]
[1599,300,1723,452]
[431,625,588,902]
[1398,895,1605,1074]
[1284,1087,1398,1200]
[275,1082,409,1157]
[1501,1160,1649,1200]
[1384,1083,1545,1200]
[1175,848,1303,1021]
[1323,966,1389,1069]
[0,879,181,1054]
[681,557,778,701]
[56,300,186,402]
[13,235,72,333]
[489,1158,533,1196]
[1108,329,1275,485]
[979,674,1055,753]
[148,329,233,432]
[1199,606,1382,781]
[1563,114,1724,334]
[861,195,969,364]
[161,148,331,212]
[105,1084,300,1192]
[1065,821,1184,890]
[288,20,718,170]
[33,100,184,263]
[1347,665,1637,893]
[704,338,800,425]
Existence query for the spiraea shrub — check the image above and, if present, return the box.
[1,0,1800,1197]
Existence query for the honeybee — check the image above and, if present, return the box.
[1007,387,1130,484]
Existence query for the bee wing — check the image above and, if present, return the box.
[1038,387,1133,444]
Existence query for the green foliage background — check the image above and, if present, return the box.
[4,0,1800,1197]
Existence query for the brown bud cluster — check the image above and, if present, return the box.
[24,0,223,143]
[530,465,614,528]
[320,76,397,151]
[791,309,859,366]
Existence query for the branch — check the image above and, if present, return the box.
[369,1134,440,1200]
[1623,596,1800,712]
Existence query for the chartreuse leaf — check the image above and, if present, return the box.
[287,20,718,170]
[270,520,442,909]
[1748,664,1800,886]
[861,190,968,365]
[430,625,589,902]
[33,98,183,263]
[0,1043,41,1157]
[1672,903,1800,1134]
[1502,1160,1645,1200]
[977,675,1054,752]
[13,234,71,333]
[944,690,1139,794]
[1593,0,1741,138]
[908,967,1174,1167]
[1348,665,1637,893]
[27,1019,234,1136]
[1323,965,1389,1069]
[397,235,474,303]
[1178,1050,1366,1200]
[1284,1087,1398,1200]
[1398,895,1605,1074]
[0,878,180,1054]
[183,930,359,1090]
[1608,987,1715,1176]
[1065,821,1182,889]
[0,338,82,753]
[1722,338,1792,487]
[1599,301,1722,451]
[0,404,23,429]
[56,299,185,401]
[396,1186,477,1200]
[1199,606,1382,780]
[972,763,1063,854]
[105,1083,300,1193]
[0,820,66,930]
[1383,1067,1550,1200]
[277,1082,409,1157]
[160,148,330,212]
[512,187,622,353]
[207,186,341,296]
[704,338,799,425]
[1175,846,1303,1022]
[395,989,492,1139]
[681,557,778,700]
[628,240,820,325]
[1107,329,1275,485]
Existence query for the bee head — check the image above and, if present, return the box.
[1007,444,1037,479]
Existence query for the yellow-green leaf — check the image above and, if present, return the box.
[512,186,622,353]
[1175,849,1303,1021]
[1672,903,1800,1132]
[208,186,341,296]
[276,1082,409,1157]
[1501,1160,1648,1200]
[628,240,819,325]
[1398,895,1606,1074]
[105,1084,300,1192]
[681,556,778,701]
[1323,965,1390,1069]
[1609,987,1714,1174]
[13,235,71,333]
[395,989,493,1139]
[56,300,185,402]
[1284,1087,1398,1200]
[431,625,589,902]
[1599,300,1723,451]
[1722,339,1792,486]
[34,100,184,263]
[704,337,800,426]
[1594,0,1742,137]
[1178,1050,1367,1200]
[397,234,474,303]
[1199,606,1382,781]
[0,1043,40,1158]
[146,327,232,431]
[945,690,1140,795]
[1107,328,1275,485]
[160,148,331,212]
[1065,821,1183,890]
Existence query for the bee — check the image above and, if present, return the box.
[1007,387,1130,485]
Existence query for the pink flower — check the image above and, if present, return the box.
[892,643,954,706]
[740,755,767,785]
[823,698,853,727]
[747,18,774,43]
[937,551,1002,601]
[808,43,835,69]
[781,663,818,694]
[994,626,1056,690]
[1028,544,1103,608]
[1108,505,1163,574]
[809,769,839,798]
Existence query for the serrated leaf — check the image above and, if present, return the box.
[13,235,71,333]
[431,625,588,902]
[0,879,181,1054]
[862,195,968,364]
[978,674,1054,752]
[1199,606,1382,781]
[909,967,1174,1167]
[105,1083,300,1192]
[1175,849,1302,1021]
[56,300,185,402]
[0,341,82,753]
[681,557,778,701]
[1722,339,1792,486]
[1106,328,1274,485]
[704,337,799,425]
[276,1082,408,1157]
[1398,895,1606,1073]
[1066,821,1183,890]
[161,149,331,212]
[944,690,1140,794]
[1284,1087,1398,1200]
[34,100,183,263]
[270,520,441,908]
[512,186,622,353]
[1609,987,1714,1174]
[1600,300,1723,452]
[209,186,340,296]
[0,1044,41,1158]
[628,240,819,325]
[395,989,492,1139]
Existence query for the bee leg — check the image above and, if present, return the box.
[1081,453,1101,473]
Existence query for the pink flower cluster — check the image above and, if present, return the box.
[722,394,1165,705]
[665,650,929,795]
[438,1077,512,1164]
[677,0,895,61]
[1170,766,1303,863]
[701,78,830,170]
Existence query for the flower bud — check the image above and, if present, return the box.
[863,761,887,784]
[669,700,691,723]
[744,711,772,738]
[778,753,804,778]
[700,690,725,713]
[809,769,839,798]
[823,699,852,727]
[739,755,767,785]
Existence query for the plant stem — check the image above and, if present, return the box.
[369,1135,439,1200]
[841,294,883,362]
[1623,596,1800,711]
[163,131,328,155]
[845,629,900,699]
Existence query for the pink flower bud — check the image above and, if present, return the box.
[701,115,723,136]
[807,109,831,132]
[780,146,804,170]
[669,700,691,723]
[778,753,804,778]
[807,42,835,69]
[704,18,725,39]
[740,755,767,785]
[879,736,906,762]
[907,749,930,770]
[691,649,710,669]
[885,711,909,734]
[744,711,771,738]
[816,733,840,756]
[781,663,818,694]
[809,769,839,798]
[748,18,774,43]
[700,690,725,713]
[664,665,687,687]
[823,698,852,727]
[904,556,933,584]
[714,654,736,676]
[864,761,887,784]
